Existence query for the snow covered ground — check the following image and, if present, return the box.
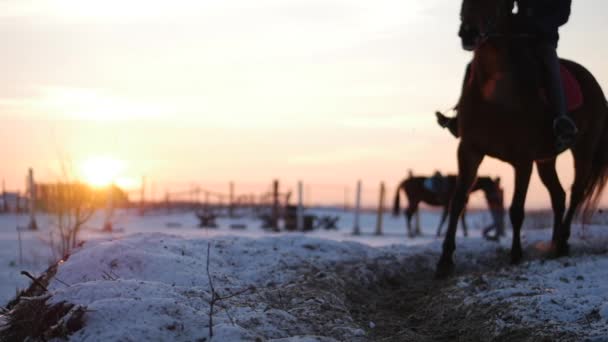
[2,209,608,341]
[0,208,493,306]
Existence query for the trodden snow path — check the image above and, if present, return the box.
[4,224,605,341]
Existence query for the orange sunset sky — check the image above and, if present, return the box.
[1,0,607,208]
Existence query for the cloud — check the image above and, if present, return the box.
[0,86,168,121]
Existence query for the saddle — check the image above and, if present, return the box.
[469,60,583,112]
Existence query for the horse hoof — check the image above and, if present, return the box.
[510,253,523,265]
[435,259,455,279]
[556,243,570,258]
[484,235,499,242]
[544,241,570,259]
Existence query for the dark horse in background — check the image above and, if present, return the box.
[436,0,608,278]
[392,174,504,238]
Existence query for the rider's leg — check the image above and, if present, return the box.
[536,42,577,152]
[437,63,472,138]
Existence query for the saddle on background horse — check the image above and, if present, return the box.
[424,176,446,195]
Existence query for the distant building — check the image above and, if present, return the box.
[34,183,129,212]
[0,192,28,213]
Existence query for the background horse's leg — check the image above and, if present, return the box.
[415,210,421,236]
[436,144,483,278]
[460,208,468,237]
[482,222,496,240]
[536,159,566,244]
[436,206,449,237]
[405,203,418,238]
[509,163,533,265]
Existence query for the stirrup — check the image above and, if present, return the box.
[553,116,577,153]
[553,116,578,136]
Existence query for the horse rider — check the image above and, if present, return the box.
[438,0,577,153]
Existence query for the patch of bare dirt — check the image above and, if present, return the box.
[335,248,582,342]
[236,243,594,341]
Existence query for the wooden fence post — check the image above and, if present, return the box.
[375,182,385,236]
[103,184,114,232]
[194,186,201,210]
[297,181,304,230]
[2,179,7,213]
[229,182,235,218]
[150,181,156,210]
[271,180,279,231]
[139,176,146,216]
[165,191,170,214]
[27,168,38,230]
[353,180,362,236]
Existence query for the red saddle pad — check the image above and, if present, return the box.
[560,63,584,112]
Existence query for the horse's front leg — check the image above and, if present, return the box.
[436,144,483,278]
[510,162,533,264]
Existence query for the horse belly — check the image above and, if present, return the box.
[463,111,553,162]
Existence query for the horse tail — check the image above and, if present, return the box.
[393,181,404,217]
[581,99,608,219]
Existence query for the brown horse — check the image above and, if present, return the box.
[436,0,608,278]
[392,174,503,238]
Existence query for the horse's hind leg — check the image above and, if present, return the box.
[509,162,533,265]
[559,153,592,256]
[536,159,566,243]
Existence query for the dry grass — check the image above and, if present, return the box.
[1,262,86,341]
[1,296,85,342]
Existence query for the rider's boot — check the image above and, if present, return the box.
[436,63,472,139]
[436,111,460,138]
[538,43,577,153]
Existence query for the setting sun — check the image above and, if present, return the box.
[79,156,125,188]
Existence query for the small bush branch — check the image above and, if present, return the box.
[205,242,253,338]
[20,271,48,292]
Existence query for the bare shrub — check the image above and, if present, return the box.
[47,181,97,260]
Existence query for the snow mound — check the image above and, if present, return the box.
[47,233,381,341]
